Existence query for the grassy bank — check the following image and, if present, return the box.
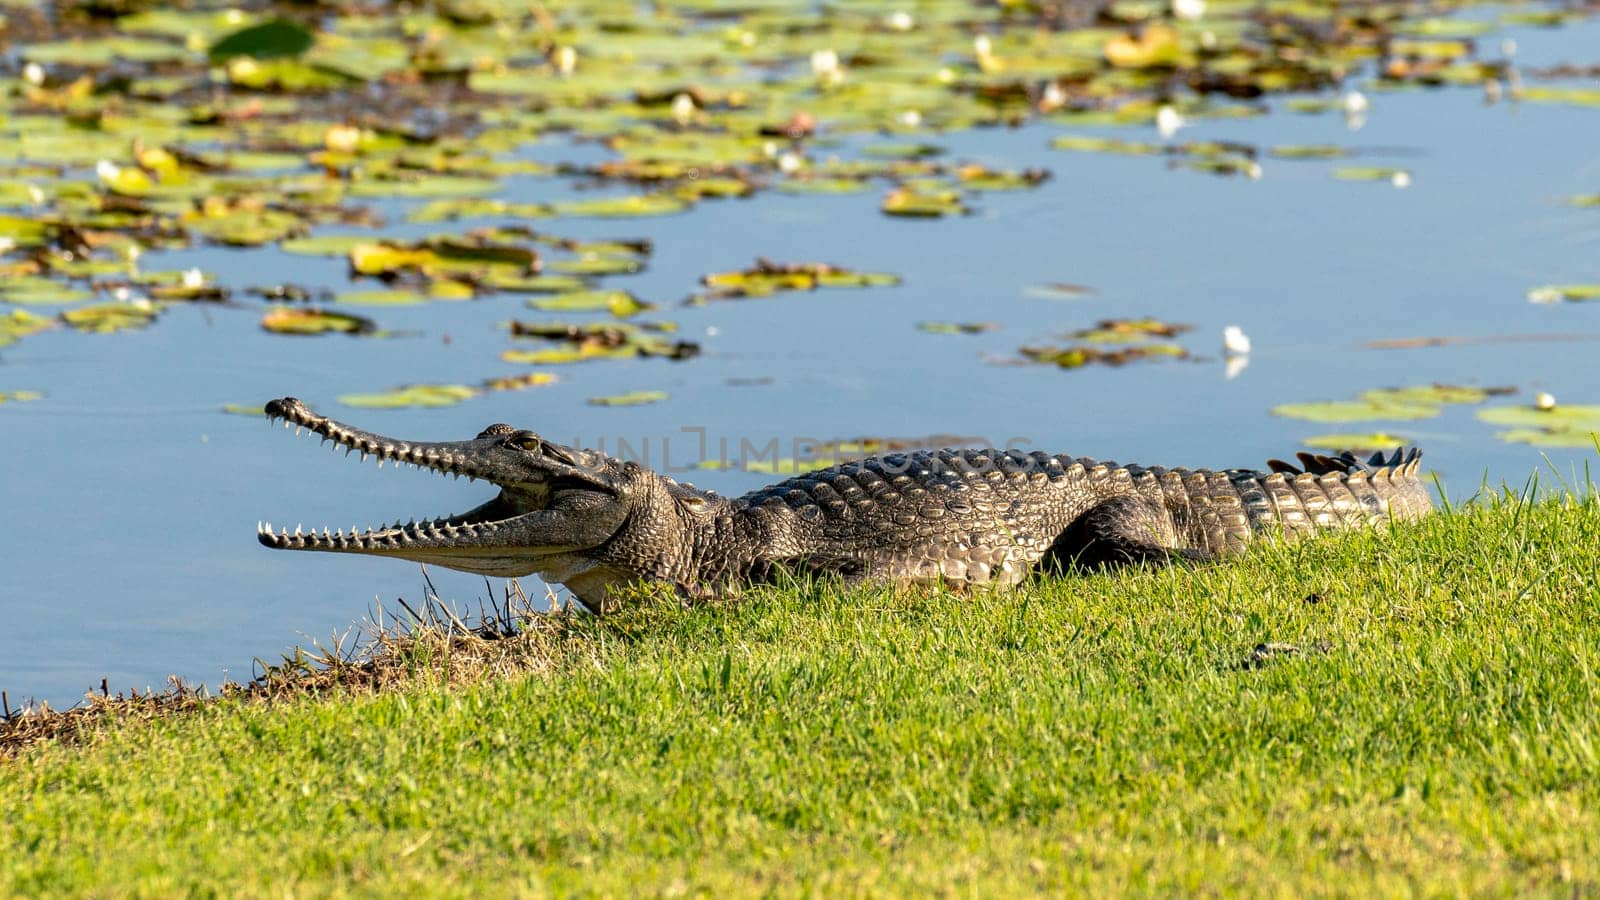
[4,489,1599,895]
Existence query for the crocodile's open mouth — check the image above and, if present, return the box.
[255,397,585,560]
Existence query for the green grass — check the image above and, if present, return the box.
[4,489,1600,895]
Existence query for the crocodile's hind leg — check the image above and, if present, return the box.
[1042,496,1211,571]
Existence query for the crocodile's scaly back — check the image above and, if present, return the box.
[256,398,1434,608]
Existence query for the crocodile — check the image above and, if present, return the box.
[257,397,1433,609]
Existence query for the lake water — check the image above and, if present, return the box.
[3,15,1598,706]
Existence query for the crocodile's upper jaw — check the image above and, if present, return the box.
[257,397,624,577]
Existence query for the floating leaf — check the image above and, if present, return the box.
[588,390,669,407]
[501,346,635,365]
[1476,404,1600,430]
[222,404,267,416]
[338,384,480,409]
[527,291,654,317]
[60,302,161,333]
[0,278,92,305]
[554,194,690,218]
[1103,24,1184,68]
[0,309,54,346]
[280,235,374,257]
[882,185,968,218]
[1518,87,1600,108]
[0,390,44,405]
[260,307,377,336]
[919,321,997,335]
[482,372,559,392]
[696,259,901,301]
[1020,343,1189,368]
[334,290,428,306]
[1301,432,1412,451]
[208,20,314,63]
[1333,167,1411,183]
[488,274,591,294]
[348,175,501,199]
[1025,283,1096,300]
[1268,145,1351,159]
[1360,384,1509,406]
[1270,399,1439,423]
[548,256,644,276]
[1050,135,1162,155]
[1071,318,1191,344]
[1527,284,1600,304]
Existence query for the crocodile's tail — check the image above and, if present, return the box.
[1261,445,1432,525]
[1265,446,1423,477]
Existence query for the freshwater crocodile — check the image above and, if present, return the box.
[258,397,1433,608]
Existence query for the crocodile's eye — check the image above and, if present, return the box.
[517,437,541,452]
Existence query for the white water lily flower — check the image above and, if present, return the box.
[886,11,914,31]
[553,46,577,77]
[810,49,840,77]
[1222,325,1251,356]
[1155,106,1184,138]
[1173,0,1206,20]
[777,151,804,174]
[1342,90,1369,114]
[0,237,15,254]
[182,268,205,289]
[670,93,695,125]
[1535,391,1557,410]
[22,62,45,86]
[898,109,922,128]
[96,159,121,182]
[1390,171,1411,189]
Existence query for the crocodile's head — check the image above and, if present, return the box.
[257,397,650,579]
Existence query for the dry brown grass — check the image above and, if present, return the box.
[0,575,597,756]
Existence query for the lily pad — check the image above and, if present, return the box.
[1302,432,1412,451]
[482,372,559,393]
[1476,404,1600,430]
[1527,284,1600,304]
[339,384,481,409]
[554,194,690,218]
[208,20,314,63]
[0,310,54,347]
[280,235,375,257]
[881,185,968,217]
[1270,399,1439,423]
[919,321,998,335]
[588,390,669,407]
[528,291,654,317]
[260,307,378,336]
[0,390,44,405]
[60,302,161,333]
[222,404,267,416]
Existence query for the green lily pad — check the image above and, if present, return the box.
[918,321,997,335]
[1518,87,1600,108]
[60,302,161,333]
[1071,318,1191,344]
[280,235,375,256]
[527,291,654,317]
[1333,167,1411,183]
[348,175,501,200]
[1301,432,1412,451]
[339,384,481,409]
[407,199,555,223]
[548,255,644,276]
[481,372,559,393]
[487,274,590,294]
[1270,399,1439,423]
[1476,404,1600,430]
[554,194,691,218]
[334,290,428,306]
[1050,135,1162,155]
[1492,428,1600,448]
[1025,283,1096,300]
[1567,195,1600,208]
[1361,384,1506,406]
[0,278,93,305]
[260,307,378,336]
[0,390,44,405]
[1527,284,1600,304]
[0,309,54,347]
[881,185,968,217]
[588,390,669,407]
[222,404,267,416]
[208,20,314,63]
[1268,144,1350,159]
[501,346,637,365]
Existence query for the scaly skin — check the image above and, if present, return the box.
[257,398,1434,609]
